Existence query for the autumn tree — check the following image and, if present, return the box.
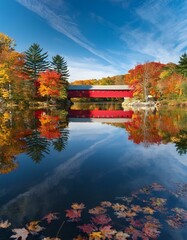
[126,62,165,101]
[37,70,61,102]
[0,33,25,101]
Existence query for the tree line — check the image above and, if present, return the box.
[1,32,187,104]
[0,33,69,105]
[72,57,187,102]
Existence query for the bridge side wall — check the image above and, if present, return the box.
[68,90,133,98]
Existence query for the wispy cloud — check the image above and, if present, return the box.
[119,0,187,63]
[16,0,187,74]
[16,0,116,65]
[0,133,113,224]
[66,57,120,81]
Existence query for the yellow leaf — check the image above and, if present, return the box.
[89,231,104,240]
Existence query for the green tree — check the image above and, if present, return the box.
[177,53,187,77]
[173,130,187,155]
[24,43,49,81]
[51,54,69,83]
[25,130,50,163]
[52,128,69,152]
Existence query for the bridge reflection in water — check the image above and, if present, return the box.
[68,109,133,123]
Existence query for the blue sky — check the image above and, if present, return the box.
[0,0,187,81]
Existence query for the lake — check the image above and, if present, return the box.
[0,102,187,239]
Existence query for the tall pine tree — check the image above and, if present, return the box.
[51,54,69,83]
[177,53,187,77]
[24,43,49,81]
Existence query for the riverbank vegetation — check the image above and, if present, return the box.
[0,107,187,174]
[0,33,69,107]
[0,32,187,106]
[72,58,187,105]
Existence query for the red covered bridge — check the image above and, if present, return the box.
[68,85,133,98]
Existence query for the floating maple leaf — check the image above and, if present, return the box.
[166,218,182,229]
[71,203,85,210]
[26,220,44,234]
[172,207,187,220]
[100,225,117,239]
[115,210,136,218]
[131,205,142,213]
[143,222,160,238]
[112,203,128,211]
[89,206,106,215]
[0,219,11,228]
[125,210,137,217]
[129,219,143,228]
[43,212,59,223]
[11,228,29,240]
[150,197,167,206]
[115,211,127,218]
[66,209,82,221]
[115,231,130,240]
[125,226,145,240]
[78,224,97,234]
[143,207,155,215]
[89,231,104,240]
[91,214,111,225]
[100,201,112,207]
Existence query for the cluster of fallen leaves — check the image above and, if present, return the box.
[1,182,187,239]
[0,213,60,240]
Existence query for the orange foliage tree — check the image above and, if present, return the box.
[37,70,62,101]
[125,62,165,101]
[158,63,184,99]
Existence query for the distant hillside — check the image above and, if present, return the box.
[71,74,125,85]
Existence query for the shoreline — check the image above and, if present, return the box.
[122,99,187,108]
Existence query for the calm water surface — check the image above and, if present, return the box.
[0,103,187,239]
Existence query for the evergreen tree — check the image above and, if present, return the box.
[52,128,69,152]
[24,43,49,81]
[51,54,70,83]
[25,130,50,163]
[177,53,187,77]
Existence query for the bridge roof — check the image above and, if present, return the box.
[68,85,132,90]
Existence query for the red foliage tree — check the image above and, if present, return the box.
[125,62,165,101]
[36,70,61,100]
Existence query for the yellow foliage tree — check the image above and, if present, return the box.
[0,33,25,101]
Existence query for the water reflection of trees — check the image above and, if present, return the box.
[0,109,69,173]
[108,109,187,154]
[172,130,187,155]
[71,102,123,110]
